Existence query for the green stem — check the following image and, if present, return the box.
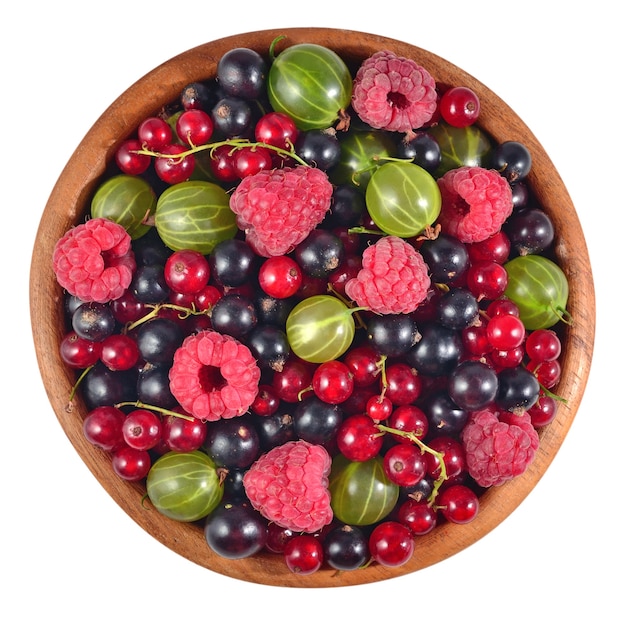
[68,365,94,401]
[115,400,195,421]
[124,302,208,332]
[133,137,308,167]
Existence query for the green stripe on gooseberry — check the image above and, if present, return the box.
[504,254,569,330]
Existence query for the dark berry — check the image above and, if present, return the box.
[293,229,345,278]
[217,48,267,100]
[366,314,420,357]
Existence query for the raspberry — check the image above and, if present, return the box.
[243,440,333,533]
[461,409,540,487]
[52,217,136,303]
[229,165,333,257]
[344,235,430,314]
[436,166,514,243]
[351,50,438,137]
[168,330,261,422]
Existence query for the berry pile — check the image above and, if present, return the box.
[53,39,571,576]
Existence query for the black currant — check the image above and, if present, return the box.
[503,207,555,256]
[136,364,178,408]
[322,524,369,571]
[293,396,343,445]
[247,324,291,372]
[180,80,218,112]
[210,294,257,338]
[132,226,173,266]
[135,317,185,364]
[437,287,479,330]
[405,323,462,377]
[420,234,469,284]
[253,410,296,450]
[204,501,268,560]
[210,238,258,287]
[131,264,170,303]
[323,184,366,228]
[293,229,345,278]
[496,366,541,412]
[204,416,260,469]
[211,96,252,137]
[71,302,116,342]
[491,140,532,183]
[81,363,137,409]
[295,129,341,170]
[448,360,498,411]
[396,131,441,174]
[217,47,267,100]
[254,292,295,327]
[367,314,420,357]
[422,391,469,438]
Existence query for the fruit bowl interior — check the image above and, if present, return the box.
[30,27,595,587]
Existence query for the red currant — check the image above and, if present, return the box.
[164,249,211,295]
[437,484,479,524]
[387,404,429,443]
[384,363,422,405]
[154,143,195,184]
[486,313,526,351]
[250,384,281,417]
[115,138,151,175]
[258,255,302,299]
[525,328,562,362]
[466,260,508,300]
[312,360,354,405]
[175,108,214,146]
[138,116,172,151]
[397,499,438,535]
[82,405,126,451]
[209,144,238,183]
[368,521,415,567]
[335,413,383,461]
[383,443,427,487]
[100,333,140,371]
[161,412,208,452]
[122,409,163,451]
[111,445,151,481]
[255,111,299,149]
[365,394,393,421]
[343,345,382,387]
[439,86,480,128]
[283,535,323,575]
[528,394,558,427]
[233,146,273,178]
[59,331,102,368]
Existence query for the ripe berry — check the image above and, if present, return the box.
[122,409,163,451]
[311,360,354,405]
[437,484,479,524]
[164,249,211,295]
[258,255,302,299]
[439,86,481,128]
[368,521,415,567]
[82,405,126,451]
[284,535,324,575]
[383,443,427,487]
[336,413,383,461]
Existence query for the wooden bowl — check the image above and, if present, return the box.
[29,27,595,587]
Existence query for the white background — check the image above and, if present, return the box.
[4,2,621,616]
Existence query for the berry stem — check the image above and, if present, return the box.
[124,302,208,332]
[115,400,195,421]
[133,137,309,167]
[375,423,448,505]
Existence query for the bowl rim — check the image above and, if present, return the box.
[29,26,596,588]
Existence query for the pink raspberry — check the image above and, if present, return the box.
[436,166,514,243]
[52,217,136,303]
[168,330,261,422]
[351,50,438,136]
[344,235,431,314]
[229,165,333,257]
[461,409,540,487]
[243,440,333,533]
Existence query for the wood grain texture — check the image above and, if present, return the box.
[29,28,595,588]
